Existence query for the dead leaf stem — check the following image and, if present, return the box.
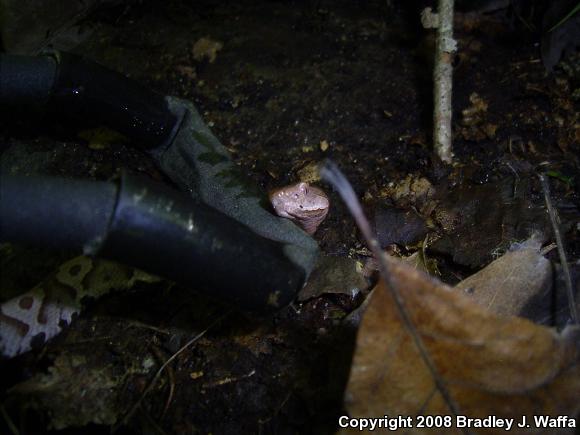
[320,160,469,432]
[150,345,176,419]
[539,174,579,324]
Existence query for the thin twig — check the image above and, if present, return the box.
[150,345,176,419]
[539,174,578,324]
[432,0,457,163]
[113,311,231,432]
[320,160,466,429]
[258,391,292,430]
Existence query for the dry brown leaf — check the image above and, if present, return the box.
[298,255,368,301]
[455,239,552,319]
[458,93,499,141]
[461,92,488,126]
[379,175,436,216]
[297,161,321,183]
[344,256,580,434]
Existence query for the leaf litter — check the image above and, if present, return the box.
[321,161,580,433]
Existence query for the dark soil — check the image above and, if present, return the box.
[1,0,579,434]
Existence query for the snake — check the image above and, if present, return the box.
[0,182,329,359]
[0,256,159,358]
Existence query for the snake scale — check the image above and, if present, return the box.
[0,256,159,358]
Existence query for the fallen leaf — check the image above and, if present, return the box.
[461,92,488,126]
[297,161,321,183]
[344,255,580,433]
[458,93,499,141]
[361,250,427,281]
[298,256,368,301]
[373,206,428,248]
[455,237,553,320]
[430,180,551,268]
[379,175,436,216]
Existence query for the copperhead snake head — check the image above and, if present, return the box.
[269,182,330,235]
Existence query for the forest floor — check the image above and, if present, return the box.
[1,1,578,434]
